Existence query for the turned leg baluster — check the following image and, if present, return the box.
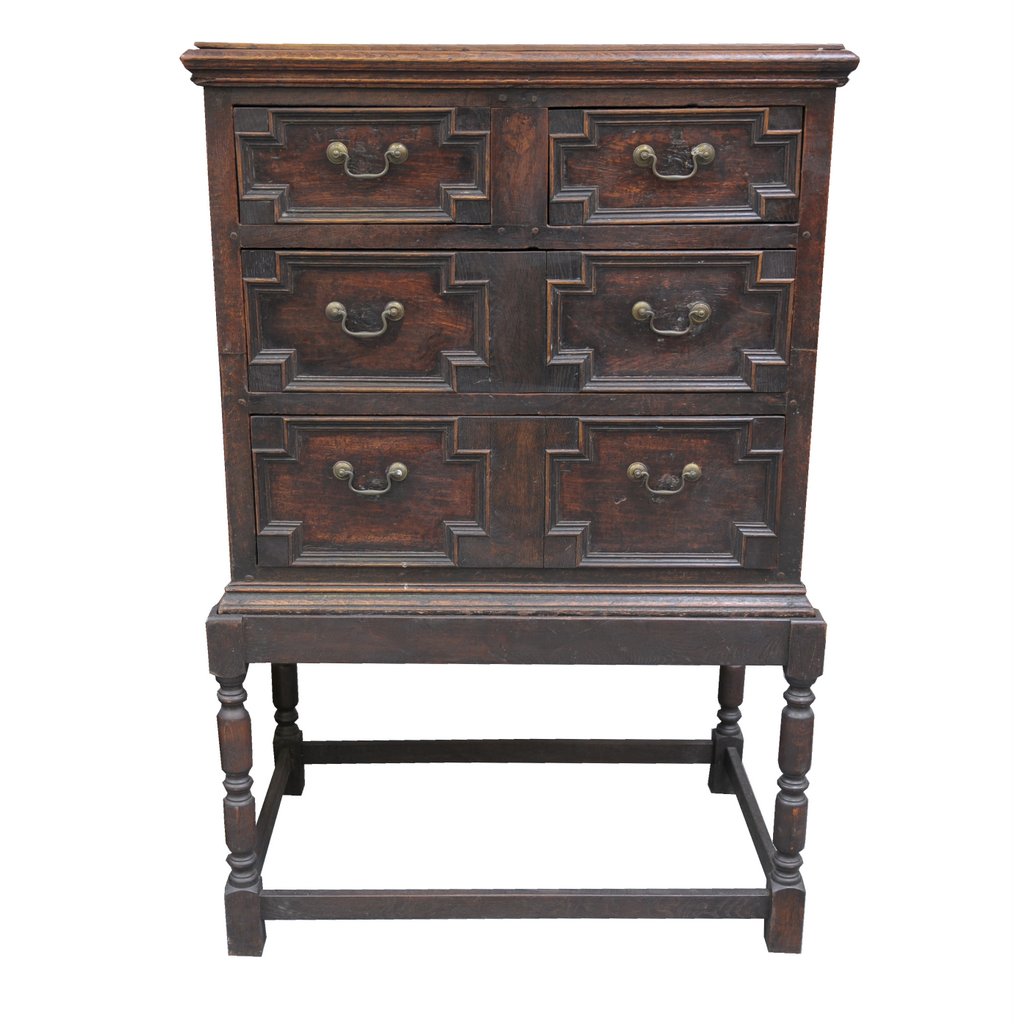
[217,672,265,956]
[708,665,745,794]
[765,675,815,953]
[271,663,305,796]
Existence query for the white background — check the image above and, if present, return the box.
[3,3,1012,1020]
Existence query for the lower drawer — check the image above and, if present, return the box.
[544,417,784,568]
[250,416,784,569]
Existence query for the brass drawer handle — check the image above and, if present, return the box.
[627,461,702,496]
[632,142,715,181]
[332,460,409,497]
[325,140,409,179]
[324,300,404,339]
[631,300,711,337]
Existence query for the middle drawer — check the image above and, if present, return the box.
[243,250,795,393]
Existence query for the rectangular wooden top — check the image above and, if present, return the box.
[181,43,859,88]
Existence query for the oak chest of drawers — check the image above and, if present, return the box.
[182,42,859,956]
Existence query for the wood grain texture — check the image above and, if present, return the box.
[187,43,856,955]
[301,738,714,764]
[726,747,775,876]
[260,888,770,920]
[236,107,489,223]
[251,417,489,567]
[254,746,290,870]
[244,250,490,392]
[214,585,813,618]
[217,672,265,956]
[549,107,801,224]
[239,614,793,666]
[547,251,793,392]
[236,221,801,252]
[203,89,257,580]
[182,44,859,88]
[545,418,784,568]
[708,665,746,793]
[270,663,304,796]
[765,672,817,953]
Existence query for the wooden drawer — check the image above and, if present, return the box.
[243,250,492,392]
[549,108,801,225]
[545,418,784,568]
[235,107,490,224]
[548,251,794,392]
[244,248,793,394]
[252,416,785,572]
[251,417,545,568]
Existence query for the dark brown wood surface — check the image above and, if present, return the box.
[245,251,490,392]
[216,672,265,956]
[181,43,859,88]
[548,251,793,392]
[546,418,783,569]
[188,42,853,955]
[237,107,489,224]
[549,107,801,224]
[250,415,785,571]
[301,738,713,764]
[270,664,304,795]
[251,417,486,567]
[193,86,838,585]
[708,665,746,793]
[765,672,817,952]
[260,888,770,920]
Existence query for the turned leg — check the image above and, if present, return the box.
[708,665,745,794]
[765,674,815,953]
[271,663,305,796]
[217,672,265,956]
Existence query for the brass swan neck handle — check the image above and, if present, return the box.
[627,461,702,496]
[631,300,711,337]
[325,301,404,339]
[632,141,715,181]
[332,460,409,497]
[326,140,409,179]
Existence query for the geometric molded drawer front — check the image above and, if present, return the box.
[545,418,784,568]
[549,108,801,225]
[183,41,859,959]
[235,107,491,223]
[547,251,794,392]
[251,418,489,567]
[243,251,490,392]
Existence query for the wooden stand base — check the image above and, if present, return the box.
[208,592,825,956]
[258,738,773,920]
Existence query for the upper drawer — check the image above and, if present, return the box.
[243,250,491,392]
[549,107,801,225]
[235,107,491,224]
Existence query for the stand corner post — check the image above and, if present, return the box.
[765,618,825,953]
[207,609,247,680]
[708,665,745,794]
[216,669,266,956]
[271,663,305,796]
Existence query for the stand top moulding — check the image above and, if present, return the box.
[180,43,860,88]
